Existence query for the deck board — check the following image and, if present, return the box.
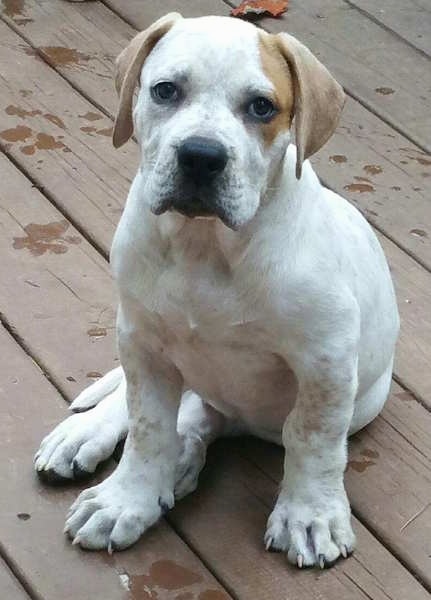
[347,0,431,56]
[0,558,30,600]
[0,0,430,597]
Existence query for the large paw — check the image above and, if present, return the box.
[34,410,123,483]
[264,491,356,569]
[174,434,206,500]
[64,470,174,551]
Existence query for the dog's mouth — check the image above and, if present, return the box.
[153,193,239,230]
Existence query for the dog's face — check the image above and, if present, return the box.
[113,14,345,230]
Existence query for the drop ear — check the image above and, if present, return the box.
[112,12,182,149]
[275,33,345,179]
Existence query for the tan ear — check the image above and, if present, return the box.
[275,33,345,179]
[113,12,182,149]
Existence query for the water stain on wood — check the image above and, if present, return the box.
[375,87,394,95]
[20,132,66,155]
[344,182,375,193]
[13,220,81,256]
[2,0,25,18]
[361,448,379,459]
[199,590,230,599]
[329,154,347,163]
[408,155,431,166]
[44,114,66,129]
[5,105,42,118]
[347,459,376,473]
[410,229,428,238]
[87,327,107,338]
[130,560,203,596]
[0,125,33,142]
[39,46,90,67]
[79,111,103,121]
[364,164,382,175]
[80,125,113,137]
[86,371,102,379]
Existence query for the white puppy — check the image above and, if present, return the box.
[35,14,399,569]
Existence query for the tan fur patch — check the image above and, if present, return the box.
[258,33,294,146]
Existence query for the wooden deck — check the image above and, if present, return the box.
[0,0,430,598]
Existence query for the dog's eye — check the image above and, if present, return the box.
[151,82,179,103]
[247,97,276,120]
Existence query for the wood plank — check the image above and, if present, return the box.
[0,154,430,597]
[0,323,232,600]
[236,380,431,589]
[171,442,430,600]
[0,558,31,600]
[348,0,431,56]
[255,0,431,152]
[4,0,430,271]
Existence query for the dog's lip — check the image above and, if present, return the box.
[152,197,239,231]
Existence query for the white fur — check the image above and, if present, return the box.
[35,16,399,568]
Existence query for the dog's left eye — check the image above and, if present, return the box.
[247,97,276,120]
[151,82,179,103]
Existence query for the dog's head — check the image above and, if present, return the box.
[113,14,344,230]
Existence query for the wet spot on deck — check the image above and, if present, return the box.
[5,105,42,118]
[79,111,103,122]
[43,114,66,129]
[80,125,113,137]
[375,87,394,95]
[0,125,33,142]
[13,220,81,256]
[330,155,347,163]
[199,591,230,599]
[86,371,103,379]
[361,449,379,459]
[17,512,31,520]
[39,46,90,67]
[363,164,382,175]
[20,132,66,154]
[344,182,375,193]
[87,327,107,339]
[347,459,376,473]
[410,229,428,238]
[130,560,203,596]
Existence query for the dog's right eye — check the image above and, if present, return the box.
[151,82,179,103]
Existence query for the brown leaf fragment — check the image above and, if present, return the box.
[231,0,289,19]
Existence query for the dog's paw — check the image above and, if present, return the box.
[264,491,355,569]
[64,469,174,551]
[34,410,122,483]
[174,434,206,500]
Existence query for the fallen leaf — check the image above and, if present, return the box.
[231,0,289,19]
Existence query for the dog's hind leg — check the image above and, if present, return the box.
[35,375,128,483]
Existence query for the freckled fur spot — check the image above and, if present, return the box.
[258,33,294,147]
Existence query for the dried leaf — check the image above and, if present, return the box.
[231,0,289,19]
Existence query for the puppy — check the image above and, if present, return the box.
[35,14,399,569]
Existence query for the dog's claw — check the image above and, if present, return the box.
[297,554,304,569]
[265,536,273,551]
[319,554,325,569]
[72,535,82,547]
[341,545,348,559]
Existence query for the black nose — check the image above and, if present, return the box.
[178,136,228,185]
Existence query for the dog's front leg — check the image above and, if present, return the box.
[64,321,182,552]
[265,336,359,569]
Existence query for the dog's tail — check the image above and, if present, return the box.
[69,367,124,412]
